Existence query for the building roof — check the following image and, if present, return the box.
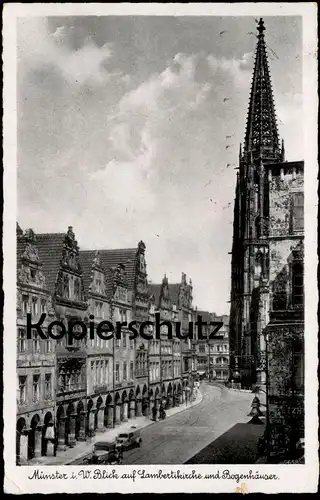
[16,234,27,273]
[197,310,213,323]
[149,284,162,307]
[35,233,66,294]
[98,249,137,291]
[78,250,97,298]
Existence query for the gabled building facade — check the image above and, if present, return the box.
[36,227,88,452]
[98,243,150,419]
[78,250,114,434]
[195,311,230,381]
[149,276,176,410]
[16,226,56,463]
[149,272,194,409]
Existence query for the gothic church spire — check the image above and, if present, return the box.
[244,18,282,163]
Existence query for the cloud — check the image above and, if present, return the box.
[107,53,215,168]
[207,52,253,88]
[18,18,115,87]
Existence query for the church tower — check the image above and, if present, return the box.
[229,19,284,387]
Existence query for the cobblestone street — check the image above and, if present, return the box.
[122,382,255,464]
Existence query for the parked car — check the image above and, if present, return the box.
[92,440,121,464]
[116,427,142,451]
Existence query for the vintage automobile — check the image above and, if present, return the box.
[91,440,122,464]
[116,427,142,451]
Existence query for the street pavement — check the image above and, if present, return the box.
[122,382,255,465]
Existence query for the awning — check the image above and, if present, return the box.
[197,371,206,375]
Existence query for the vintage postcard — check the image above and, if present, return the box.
[3,2,318,494]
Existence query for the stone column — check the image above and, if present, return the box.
[115,405,121,425]
[57,417,66,451]
[155,399,160,420]
[34,425,43,458]
[68,414,77,448]
[19,430,29,464]
[135,399,142,417]
[88,410,96,437]
[128,400,135,419]
[46,440,55,457]
[97,406,105,432]
[122,402,128,422]
[78,411,86,441]
[44,422,55,456]
[179,392,183,404]
[106,406,114,428]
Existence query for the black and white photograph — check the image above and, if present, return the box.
[3,2,318,494]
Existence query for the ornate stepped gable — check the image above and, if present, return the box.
[134,240,149,299]
[91,243,149,309]
[159,274,171,310]
[149,273,193,312]
[35,226,86,306]
[79,250,106,299]
[111,263,129,298]
[177,273,193,309]
[17,228,47,289]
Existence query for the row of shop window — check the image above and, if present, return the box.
[198,344,229,353]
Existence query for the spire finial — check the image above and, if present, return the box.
[257,18,265,37]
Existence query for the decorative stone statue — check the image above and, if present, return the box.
[22,242,40,262]
[18,266,29,284]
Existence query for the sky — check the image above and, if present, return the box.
[17,15,303,314]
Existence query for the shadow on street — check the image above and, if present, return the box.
[185,421,266,464]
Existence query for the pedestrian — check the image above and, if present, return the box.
[117,444,124,463]
[152,406,157,421]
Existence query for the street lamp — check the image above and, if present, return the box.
[233,356,241,388]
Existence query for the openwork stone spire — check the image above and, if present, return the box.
[244,18,282,162]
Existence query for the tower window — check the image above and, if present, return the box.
[292,262,304,307]
[292,192,304,232]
